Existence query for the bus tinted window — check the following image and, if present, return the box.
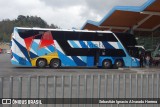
[79,32,95,41]
[52,31,65,40]
[115,33,137,47]
[95,33,117,41]
[65,31,80,40]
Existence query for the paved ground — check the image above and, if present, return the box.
[0,54,160,77]
[1,54,160,107]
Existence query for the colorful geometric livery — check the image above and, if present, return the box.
[11,27,140,68]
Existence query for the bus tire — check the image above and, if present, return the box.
[50,58,61,68]
[115,60,124,68]
[36,58,47,68]
[102,59,112,69]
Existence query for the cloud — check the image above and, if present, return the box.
[81,0,147,21]
[40,0,85,9]
[0,0,147,29]
[0,0,46,20]
[40,0,147,28]
[41,6,85,29]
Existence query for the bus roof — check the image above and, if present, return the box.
[14,27,113,34]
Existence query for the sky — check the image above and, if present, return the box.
[0,0,147,29]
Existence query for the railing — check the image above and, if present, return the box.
[0,74,159,107]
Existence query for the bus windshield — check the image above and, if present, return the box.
[127,46,145,58]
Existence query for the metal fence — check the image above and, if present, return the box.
[0,73,160,107]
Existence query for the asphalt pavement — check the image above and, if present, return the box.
[0,54,160,107]
[0,54,160,77]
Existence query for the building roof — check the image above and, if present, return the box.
[81,0,160,33]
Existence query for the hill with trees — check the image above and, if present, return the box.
[0,15,58,42]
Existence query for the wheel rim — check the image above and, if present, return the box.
[116,61,123,67]
[38,60,45,67]
[104,61,111,68]
[103,61,111,68]
[52,61,59,67]
[51,59,60,68]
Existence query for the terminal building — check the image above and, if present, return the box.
[81,0,160,50]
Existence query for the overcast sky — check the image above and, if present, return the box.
[0,0,147,29]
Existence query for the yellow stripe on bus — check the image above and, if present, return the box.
[30,52,59,67]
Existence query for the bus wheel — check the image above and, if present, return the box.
[115,60,124,68]
[50,59,61,68]
[102,59,112,69]
[36,59,47,68]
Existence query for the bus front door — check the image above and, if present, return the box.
[94,50,100,66]
[86,50,100,67]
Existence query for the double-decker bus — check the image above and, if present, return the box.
[11,27,139,68]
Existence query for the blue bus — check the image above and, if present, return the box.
[11,27,139,68]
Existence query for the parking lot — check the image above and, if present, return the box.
[1,54,160,107]
[0,54,160,77]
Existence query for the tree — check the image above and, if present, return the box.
[0,15,58,42]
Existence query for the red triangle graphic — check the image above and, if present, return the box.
[24,36,34,51]
[39,31,54,48]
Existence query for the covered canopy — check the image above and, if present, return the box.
[82,0,160,33]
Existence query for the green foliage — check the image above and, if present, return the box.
[0,15,58,42]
